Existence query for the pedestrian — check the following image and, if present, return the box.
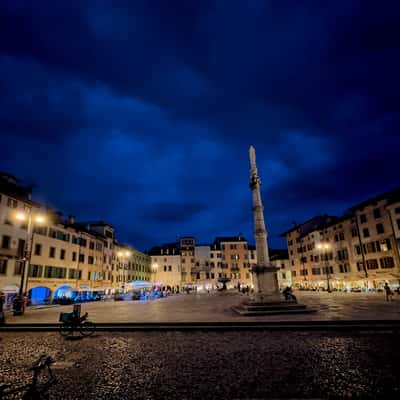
[0,291,6,325]
[384,283,394,301]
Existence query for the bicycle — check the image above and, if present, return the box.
[59,311,96,337]
[0,355,56,399]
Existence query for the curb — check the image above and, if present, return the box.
[1,320,400,332]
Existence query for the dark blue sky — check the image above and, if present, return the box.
[1,1,399,251]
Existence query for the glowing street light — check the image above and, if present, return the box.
[13,210,47,306]
[117,249,132,293]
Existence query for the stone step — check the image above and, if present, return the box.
[232,306,317,316]
[242,304,307,311]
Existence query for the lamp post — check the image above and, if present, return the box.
[14,210,47,313]
[117,250,131,293]
[317,242,331,293]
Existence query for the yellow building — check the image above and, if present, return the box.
[282,188,400,290]
[0,171,150,306]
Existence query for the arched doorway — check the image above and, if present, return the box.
[28,286,52,305]
[54,285,74,300]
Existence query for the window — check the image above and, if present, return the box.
[380,239,391,251]
[13,261,23,275]
[80,238,87,247]
[34,243,42,256]
[48,228,57,238]
[96,242,102,251]
[300,269,308,276]
[351,228,358,237]
[359,214,367,224]
[168,265,172,271]
[69,269,79,279]
[394,207,400,214]
[7,198,18,208]
[72,252,77,262]
[380,257,394,269]
[322,266,334,274]
[362,228,370,238]
[0,259,7,274]
[355,245,361,255]
[89,241,95,250]
[17,239,25,258]
[87,271,91,280]
[49,247,56,258]
[337,249,349,260]
[163,265,167,271]
[28,264,43,278]
[373,208,381,219]
[79,254,85,263]
[356,261,364,271]
[376,224,384,234]
[339,264,350,273]
[1,235,11,249]
[366,259,378,270]
[33,226,47,236]
[397,219,400,230]
[3,216,13,225]
[60,249,66,260]
[88,256,94,264]
[312,268,321,275]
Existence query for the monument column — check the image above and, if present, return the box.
[249,145,280,302]
[232,146,314,314]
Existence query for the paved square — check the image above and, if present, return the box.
[4,290,400,323]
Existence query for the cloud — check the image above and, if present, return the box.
[1,0,399,250]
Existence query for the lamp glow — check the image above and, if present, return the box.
[35,215,45,224]
[15,212,27,221]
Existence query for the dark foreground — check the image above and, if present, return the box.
[0,331,399,399]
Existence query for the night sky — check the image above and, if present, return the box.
[1,1,399,251]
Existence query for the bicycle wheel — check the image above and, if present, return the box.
[59,323,73,337]
[80,321,96,336]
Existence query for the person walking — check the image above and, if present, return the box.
[384,283,394,301]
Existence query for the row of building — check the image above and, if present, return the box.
[149,237,291,291]
[282,188,400,290]
[2,169,399,306]
[0,171,292,306]
[0,172,151,306]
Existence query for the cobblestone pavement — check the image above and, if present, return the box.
[5,291,400,324]
[0,331,399,399]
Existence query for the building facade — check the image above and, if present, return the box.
[283,188,400,290]
[0,172,150,306]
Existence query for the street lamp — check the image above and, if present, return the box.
[117,250,131,292]
[317,242,331,293]
[13,210,47,308]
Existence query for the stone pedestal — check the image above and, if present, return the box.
[232,264,316,316]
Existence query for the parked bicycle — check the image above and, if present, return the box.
[59,310,96,337]
[0,355,56,399]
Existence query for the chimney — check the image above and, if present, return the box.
[68,215,75,224]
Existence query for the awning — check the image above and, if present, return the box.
[127,280,152,288]
[0,284,19,293]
